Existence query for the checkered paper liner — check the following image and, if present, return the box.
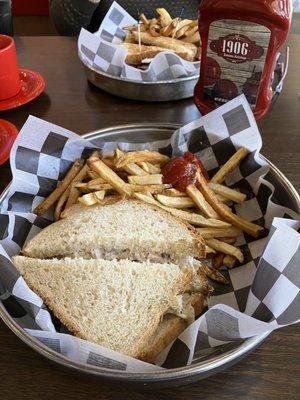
[0,95,299,372]
[77,1,199,83]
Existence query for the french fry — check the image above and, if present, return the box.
[79,178,113,191]
[156,8,172,27]
[93,190,106,201]
[133,192,158,206]
[197,172,264,238]
[58,164,89,211]
[175,19,192,31]
[182,31,200,43]
[149,19,160,37]
[212,253,225,269]
[209,183,247,203]
[78,193,97,206]
[184,26,198,37]
[64,164,90,210]
[102,157,116,170]
[87,169,101,180]
[175,24,191,39]
[161,208,232,228]
[138,161,161,174]
[163,188,187,197]
[196,227,241,239]
[186,184,219,219]
[155,194,195,209]
[88,155,132,197]
[60,195,122,218]
[223,255,238,268]
[161,23,174,36]
[65,185,80,210]
[139,13,149,26]
[87,183,114,192]
[128,174,163,185]
[215,194,229,203]
[205,238,244,263]
[133,192,231,227]
[115,148,147,176]
[138,161,149,173]
[74,182,89,190]
[200,262,229,284]
[220,237,236,244]
[54,186,71,222]
[211,147,249,184]
[115,151,169,169]
[34,159,84,216]
[123,163,147,176]
[78,190,105,206]
[205,245,216,254]
[128,183,171,194]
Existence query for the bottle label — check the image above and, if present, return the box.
[204,20,271,108]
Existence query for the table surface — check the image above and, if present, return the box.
[0,36,299,400]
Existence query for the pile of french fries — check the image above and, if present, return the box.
[34,147,264,276]
[124,8,200,45]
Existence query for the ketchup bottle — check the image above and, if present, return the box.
[194,0,292,120]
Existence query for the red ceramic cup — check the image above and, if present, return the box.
[0,35,21,101]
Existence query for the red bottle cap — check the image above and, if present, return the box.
[0,119,18,165]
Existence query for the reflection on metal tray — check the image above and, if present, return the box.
[79,52,199,102]
[0,123,299,389]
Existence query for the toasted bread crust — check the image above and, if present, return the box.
[139,293,207,363]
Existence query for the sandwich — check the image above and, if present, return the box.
[124,42,197,67]
[13,256,207,362]
[15,199,209,362]
[131,31,198,62]
[22,199,206,264]
[124,43,168,67]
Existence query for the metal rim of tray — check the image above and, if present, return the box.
[78,51,199,85]
[0,122,299,384]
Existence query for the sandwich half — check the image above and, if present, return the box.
[124,42,196,66]
[13,255,196,360]
[132,31,198,61]
[124,43,167,66]
[22,199,205,264]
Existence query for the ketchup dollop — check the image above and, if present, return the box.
[162,152,209,192]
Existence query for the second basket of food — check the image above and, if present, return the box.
[78,2,200,101]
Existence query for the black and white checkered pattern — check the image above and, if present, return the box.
[0,96,299,370]
[78,2,200,83]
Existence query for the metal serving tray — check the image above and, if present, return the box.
[79,52,199,102]
[0,123,299,388]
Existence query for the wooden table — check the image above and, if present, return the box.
[0,36,299,399]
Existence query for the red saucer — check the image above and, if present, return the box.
[0,69,46,112]
[0,119,18,165]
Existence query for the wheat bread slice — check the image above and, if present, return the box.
[12,255,193,359]
[23,199,205,263]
